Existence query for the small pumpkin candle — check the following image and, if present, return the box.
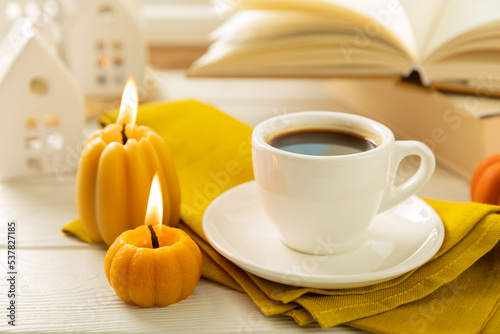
[76,77,180,246]
[104,174,202,307]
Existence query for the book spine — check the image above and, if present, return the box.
[403,64,431,87]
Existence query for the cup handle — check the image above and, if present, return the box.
[378,141,436,213]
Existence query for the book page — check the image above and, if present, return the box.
[234,0,418,61]
[399,0,448,60]
[201,10,411,74]
[446,94,500,118]
[423,0,500,59]
[336,0,418,59]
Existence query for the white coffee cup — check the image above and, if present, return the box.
[252,111,435,255]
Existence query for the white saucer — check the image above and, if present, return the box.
[202,181,444,289]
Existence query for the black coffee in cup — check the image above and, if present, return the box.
[268,129,377,156]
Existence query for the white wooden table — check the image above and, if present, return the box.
[0,72,471,333]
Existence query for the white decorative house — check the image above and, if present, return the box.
[60,0,147,98]
[0,18,84,180]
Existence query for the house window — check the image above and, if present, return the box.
[97,4,117,23]
[29,77,49,95]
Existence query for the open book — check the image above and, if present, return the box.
[189,0,500,95]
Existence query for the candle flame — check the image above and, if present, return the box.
[116,77,138,127]
[145,173,163,230]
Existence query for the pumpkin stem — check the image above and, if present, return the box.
[148,225,160,248]
[121,124,128,145]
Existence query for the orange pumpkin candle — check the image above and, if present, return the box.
[76,78,180,246]
[104,174,202,307]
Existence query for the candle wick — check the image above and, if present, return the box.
[148,225,160,249]
[121,124,128,145]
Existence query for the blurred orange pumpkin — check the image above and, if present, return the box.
[104,224,202,307]
[470,154,500,204]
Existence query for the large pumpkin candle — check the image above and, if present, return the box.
[76,78,180,246]
[105,174,202,307]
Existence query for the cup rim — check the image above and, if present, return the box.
[252,111,394,159]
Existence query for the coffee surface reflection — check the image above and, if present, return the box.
[268,129,377,156]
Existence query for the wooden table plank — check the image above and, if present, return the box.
[0,249,365,333]
[0,176,79,248]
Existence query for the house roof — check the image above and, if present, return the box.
[0,18,35,86]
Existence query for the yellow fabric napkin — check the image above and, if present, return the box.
[63,100,500,333]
